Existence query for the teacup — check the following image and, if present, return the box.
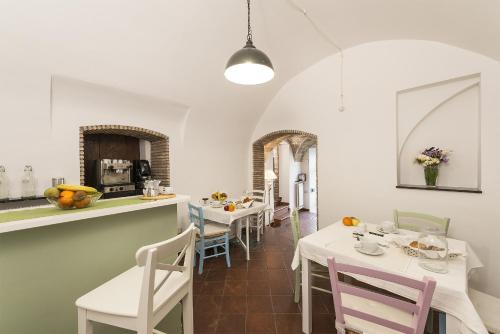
[355,222,367,234]
[381,221,397,233]
[359,238,379,253]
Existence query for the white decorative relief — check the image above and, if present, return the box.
[397,74,481,191]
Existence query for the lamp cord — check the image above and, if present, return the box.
[247,0,253,43]
[286,0,345,112]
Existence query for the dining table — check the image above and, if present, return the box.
[291,221,488,334]
[201,202,269,260]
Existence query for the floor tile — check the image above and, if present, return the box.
[246,313,276,334]
[312,314,336,334]
[194,312,219,334]
[247,269,269,281]
[269,279,293,295]
[224,280,247,296]
[271,295,301,313]
[221,295,247,314]
[226,268,248,281]
[215,314,246,334]
[195,295,223,314]
[274,314,303,334]
[192,212,320,334]
[247,295,273,313]
[247,280,271,295]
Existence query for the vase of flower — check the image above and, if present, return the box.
[415,147,450,187]
[424,165,439,186]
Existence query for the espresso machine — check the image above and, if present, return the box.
[133,160,152,191]
[96,159,136,198]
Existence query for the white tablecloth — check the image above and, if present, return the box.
[291,222,487,334]
[202,202,268,225]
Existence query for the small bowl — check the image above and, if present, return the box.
[47,192,103,210]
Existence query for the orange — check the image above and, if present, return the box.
[74,196,91,209]
[59,190,75,208]
[342,217,353,226]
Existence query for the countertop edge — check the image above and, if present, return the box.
[0,195,191,234]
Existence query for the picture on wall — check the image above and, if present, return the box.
[396,73,481,193]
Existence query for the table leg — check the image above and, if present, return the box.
[301,256,312,334]
[246,216,250,261]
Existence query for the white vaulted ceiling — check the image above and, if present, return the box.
[0,0,499,130]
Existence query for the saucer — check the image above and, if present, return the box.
[376,227,399,235]
[354,244,385,256]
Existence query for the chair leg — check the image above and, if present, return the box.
[77,308,93,334]
[182,290,194,334]
[198,240,205,274]
[225,234,231,268]
[257,224,261,242]
[438,311,446,334]
[294,269,301,303]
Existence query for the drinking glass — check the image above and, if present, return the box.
[418,227,448,274]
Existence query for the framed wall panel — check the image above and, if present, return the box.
[396,74,481,193]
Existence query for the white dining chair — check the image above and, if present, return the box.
[248,189,266,241]
[75,224,197,334]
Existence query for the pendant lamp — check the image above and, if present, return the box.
[225,0,274,85]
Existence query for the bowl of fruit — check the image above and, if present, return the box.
[44,184,102,210]
[211,191,228,207]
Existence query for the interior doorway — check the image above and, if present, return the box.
[252,130,318,228]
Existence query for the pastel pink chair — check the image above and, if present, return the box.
[327,257,436,334]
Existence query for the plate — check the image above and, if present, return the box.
[354,244,385,256]
[376,227,399,235]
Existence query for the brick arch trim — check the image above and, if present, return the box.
[252,130,317,191]
[79,125,170,186]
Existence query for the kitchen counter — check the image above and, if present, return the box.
[0,194,190,233]
[0,194,190,334]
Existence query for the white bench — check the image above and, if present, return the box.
[469,288,500,333]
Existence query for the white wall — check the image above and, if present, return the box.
[251,40,500,297]
[278,142,291,203]
[0,74,250,203]
[301,153,310,210]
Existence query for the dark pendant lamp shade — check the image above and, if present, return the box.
[225,0,274,85]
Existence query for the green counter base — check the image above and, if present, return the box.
[0,205,182,334]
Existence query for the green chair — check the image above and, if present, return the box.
[393,210,450,235]
[394,210,450,334]
[290,208,331,303]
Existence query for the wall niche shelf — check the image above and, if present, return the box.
[396,73,482,191]
[396,184,482,194]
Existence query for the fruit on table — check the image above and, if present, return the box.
[57,184,98,194]
[45,184,98,209]
[342,216,360,226]
[44,187,60,199]
[73,191,87,201]
[74,196,91,209]
[224,203,236,212]
[58,190,75,208]
[211,191,228,202]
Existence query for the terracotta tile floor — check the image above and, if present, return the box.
[193,211,336,334]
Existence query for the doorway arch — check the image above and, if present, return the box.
[252,130,318,223]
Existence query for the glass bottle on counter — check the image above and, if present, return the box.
[418,227,448,274]
[0,166,9,201]
[21,165,36,199]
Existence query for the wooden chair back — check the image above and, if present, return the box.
[135,224,196,328]
[327,257,436,334]
[188,203,206,236]
[251,189,265,203]
[394,210,450,235]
